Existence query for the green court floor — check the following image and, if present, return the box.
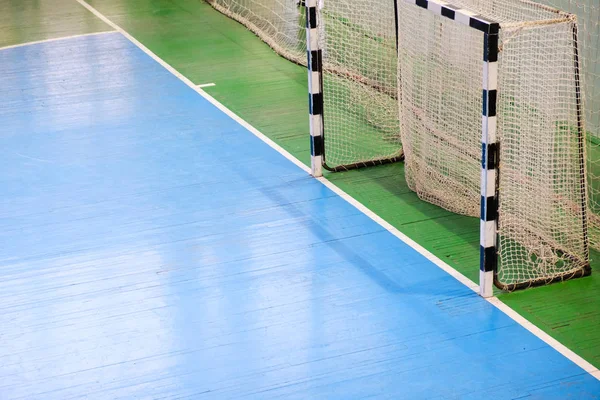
[4,0,599,371]
[0,0,111,47]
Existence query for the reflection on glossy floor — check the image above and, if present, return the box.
[0,33,599,399]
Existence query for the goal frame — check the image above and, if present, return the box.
[400,0,592,297]
[398,0,501,297]
[305,0,404,177]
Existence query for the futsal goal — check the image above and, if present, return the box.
[208,0,598,296]
[393,0,591,296]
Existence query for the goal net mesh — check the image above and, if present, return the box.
[538,0,600,251]
[206,0,402,169]
[319,2,401,168]
[398,0,589,288]
[206,0,306,65]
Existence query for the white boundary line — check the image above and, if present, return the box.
[197,83,216,88]
[73,0,600,380]
[0,30,117,51]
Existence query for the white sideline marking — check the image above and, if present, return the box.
[74,0,600,381]
[73,0,311,173]
[0,31,117,51]
[197,83,216,88]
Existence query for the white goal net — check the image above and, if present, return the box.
[206,0,402,170]
[398,0,590,289]
[206,0,307,65]
[318,1,402,169]
[538,0,600,251]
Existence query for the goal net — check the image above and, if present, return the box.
[206,0,307,65]
[317,1,402,170]
[206,0,403,171]
[398,0,590,291]
[537,0,600,251]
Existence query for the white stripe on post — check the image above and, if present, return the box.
[308,29,319,51]
[455,9,476,26]
[428,1,443,15]
[310,70,320,95]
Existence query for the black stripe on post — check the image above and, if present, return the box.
[488,22,500,35]
[441,6,456,19]
[481,142,499,170]
[307,7,317,29]
[308,50,323,73]
[469,16,499,34]
[416,0,428,9]
[311,134,324,156]
[394,0,399,51]
[480,246,497,272]
[309,92,323,116]
[483,34,498,62]
[481,195,498,221]
[482,89,497,117]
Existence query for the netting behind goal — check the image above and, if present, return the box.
[206,0,403,171]
[536,0,600,251]
[539,1,599,139]
[398,0,590,290]
[206,0,306,65]
[318,1,402,169]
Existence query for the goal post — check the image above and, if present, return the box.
[398,0,591,296]
[306,0,324,176]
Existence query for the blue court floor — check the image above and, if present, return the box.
[0,33,599,399]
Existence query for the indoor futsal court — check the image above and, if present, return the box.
[1,0,600,398]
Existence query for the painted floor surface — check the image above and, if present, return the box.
[78,0,600,369]
[1,32,599,399]
[3,0,599,373]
